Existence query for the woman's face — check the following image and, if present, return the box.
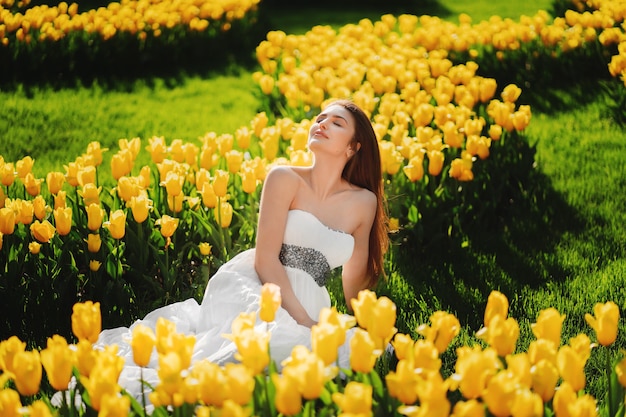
[308,104,356,158]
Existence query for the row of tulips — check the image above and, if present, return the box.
[0,288,624,416]
[0,0,263,80]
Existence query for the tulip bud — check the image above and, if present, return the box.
[53,207,72,236]
[131,324,156,367]
[259,283,281,323]
[584,301,620,346]
[46,171,66,195]
[12,350,42,396]
[40,335,74,392]
[103,209,126,240]
[30,220,56,243]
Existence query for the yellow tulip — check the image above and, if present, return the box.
[311,322,342,366]
[89,260,101,272]
[403,155,425,182]
[78,183,101,206]
[226,149,244,174]
[131,324,156,367]
[552,382,577,417]
[584,301,620,346]
[386,358,419,404]
[350,328,378,373]
[478,314,520,357]
[239,167,259,194]
[482,370,517,417]
[0,389,21,417]
[1,162,16,186]
[231,329,270,375]
[103,209,126,239]
[116,176,140,203]
[530,358,559,401]
[63,162,80,187]
[501,84,522,103]
[40,335,75,391]
[167,194,184,214]
[83,366,122,411]
[75,339,97,378]
[454,345,501,400]
[418,310,461,354]
[483,290,509,327]
[0,207,16,235]
[29,242,41,254]
[198,242,212,256]
[156,214,179,238]
[76,165,96,186]
[272,373,302,416]
[26,400,52,417]
[15,199,34,225]
[86,203,104,231]
[217,133,234,156]
[212,169,230,197]
[0,232,3,251]
[251,111,269,137]
[332,381,372,414]
[46,171,66,195]
[98,393,130,417]
[193,360,228,407]
[489,124,503,140]
[110,149,133,180]
[30,220,56,243]
[510,388,543,417]
[235,125,252,149]
[451,399,485,417]
[201,182,218,208]
[146,136,168,164]
[0,336,26,375]
[53,207,72,236]
[16,156,34,178]
[23,173,43,197]
[557,345,587,392]
[85,141,107,166]
[54,190,67,209]
[12,350,42,396]
[72,301,101,343]
[224,363,255,406]
[449,153,474,181]
[127,194,152,223]
[161,171,184,197]
[214,200,233,228]
[259,282,281,323]
[351,289,378,330]
[531,307,565,347]
[568,333,592,363]
[368,296,397,349]
[282,345,326,400]
[527,338,557,365]
[87,233,102,253]
[466,135,491,160]
[32,195,47,221]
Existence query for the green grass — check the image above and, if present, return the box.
[1,74,260,176]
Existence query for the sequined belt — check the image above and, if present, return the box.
[279,244,330,287]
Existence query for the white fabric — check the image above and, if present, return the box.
[95,209,355,399]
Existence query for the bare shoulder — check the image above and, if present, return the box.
[264,165,303,189]
[346,185,377,226]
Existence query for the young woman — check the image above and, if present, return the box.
[96,99,388,397]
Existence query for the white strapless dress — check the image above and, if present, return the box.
[95,209,355,398]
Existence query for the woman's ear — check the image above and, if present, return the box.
[348,142,361,157]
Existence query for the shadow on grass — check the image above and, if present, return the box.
[391,166,585,331]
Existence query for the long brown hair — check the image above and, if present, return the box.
[327,99,389,287]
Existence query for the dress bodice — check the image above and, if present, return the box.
[280,210,354,286]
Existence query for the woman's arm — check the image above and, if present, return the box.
[341,190,377,311]
[254,167,317,327]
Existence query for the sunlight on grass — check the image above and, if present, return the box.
[1,74,260,175]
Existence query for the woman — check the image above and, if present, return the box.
[96,99,388,396]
